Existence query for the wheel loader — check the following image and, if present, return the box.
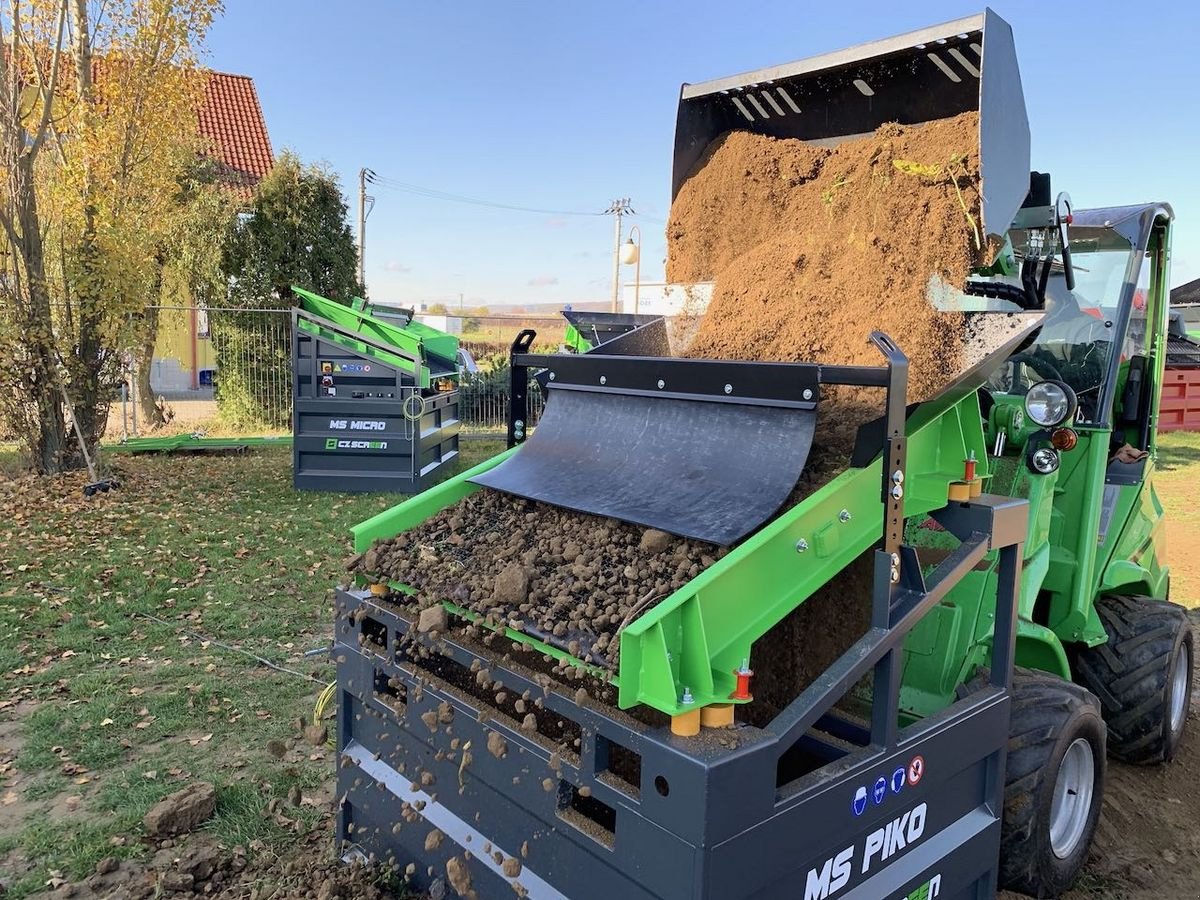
[330,10,1193,898]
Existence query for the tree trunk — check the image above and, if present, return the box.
[135,304,166,427]
[13,156,69,472]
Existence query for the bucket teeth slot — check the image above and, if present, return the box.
[947,47,981,78]
[731,96,756,122]
[926,52,963,82]
[761,91,787,116]
[776,86,802,113]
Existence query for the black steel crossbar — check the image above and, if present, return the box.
[514,351,899,410]
[515,351,822,408]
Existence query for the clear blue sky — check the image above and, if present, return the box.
[206,0,1200,309]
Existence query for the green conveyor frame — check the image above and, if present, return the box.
[107,434,292,454]
[349,389,988,718]
[292,286,459,389]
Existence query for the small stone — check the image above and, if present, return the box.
[303,724,328,746]
[425,828,445,851]
[446,856,473,897]
[639,529,673,553]
[502,857,523,878]
[521,713,537,732]
[486,732,508,759]
[418,605,448,634]
[143,783,217,837]
[95,857,119,876]
[161,871,194,893]
[493,564,531,605]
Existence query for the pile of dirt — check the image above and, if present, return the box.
[352,442,852,681]
[39,832,402,900]
[670,113,984,402]
[352,488,711,671]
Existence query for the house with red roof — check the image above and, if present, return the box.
[198,71,274,200]
[151,71,274,394]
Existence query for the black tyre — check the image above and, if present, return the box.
[1000,670,1106,898]
[1074,595,1194,764]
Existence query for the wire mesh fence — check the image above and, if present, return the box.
[139,305,545,436]
[457,372,546,433]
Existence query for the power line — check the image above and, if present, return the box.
[366,171,611,218]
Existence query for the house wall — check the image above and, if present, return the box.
[151,306,216,394]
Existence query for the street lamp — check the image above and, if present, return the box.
[621,224,642,314]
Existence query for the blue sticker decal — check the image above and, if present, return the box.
[872,777,887,805]
[891,767,906,794]
[852,786,868,817]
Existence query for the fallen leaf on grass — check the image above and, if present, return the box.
[100,717,114,726]
[73,776,90,785]
[187,733,213,746]
[2,790,17,805]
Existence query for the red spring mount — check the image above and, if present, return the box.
[731,661,754,701]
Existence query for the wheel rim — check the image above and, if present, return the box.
[1050,737,1095,860]
[1168,641,1191,737]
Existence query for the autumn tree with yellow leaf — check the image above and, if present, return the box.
[0,0,222,473]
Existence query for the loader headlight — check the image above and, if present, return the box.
[1028,446,1061,475]
[1024,380,1077,428]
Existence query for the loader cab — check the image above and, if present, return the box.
[991,207,1172,449]
[980,204,1175,647]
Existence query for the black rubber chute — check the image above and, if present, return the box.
[471,389,816,546]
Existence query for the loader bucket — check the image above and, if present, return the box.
[672,9,1030,243]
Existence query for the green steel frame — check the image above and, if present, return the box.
[349,208,1177,723]
[292,286,459,389]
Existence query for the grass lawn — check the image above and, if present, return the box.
[0,439,502,898]
[0,431,1197,897]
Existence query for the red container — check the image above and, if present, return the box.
[1159,367,1200,432]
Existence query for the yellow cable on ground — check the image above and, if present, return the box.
[313,681,337,746]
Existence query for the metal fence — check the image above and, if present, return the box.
[137,305,545,436]
[457,375,546,433]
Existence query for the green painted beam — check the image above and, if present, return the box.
[617,394,989,715]
[107,434,292,453]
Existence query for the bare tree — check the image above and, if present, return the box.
[0,1,70,471]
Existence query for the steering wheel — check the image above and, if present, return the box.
[1003,352,1064,390]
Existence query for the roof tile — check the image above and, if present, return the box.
[197,71,274,200]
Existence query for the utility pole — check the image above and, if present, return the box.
[604,198,634,312]
[358,168,376,290]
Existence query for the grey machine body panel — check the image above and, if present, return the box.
[333,493,1026,900]
[292,310,460,493]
